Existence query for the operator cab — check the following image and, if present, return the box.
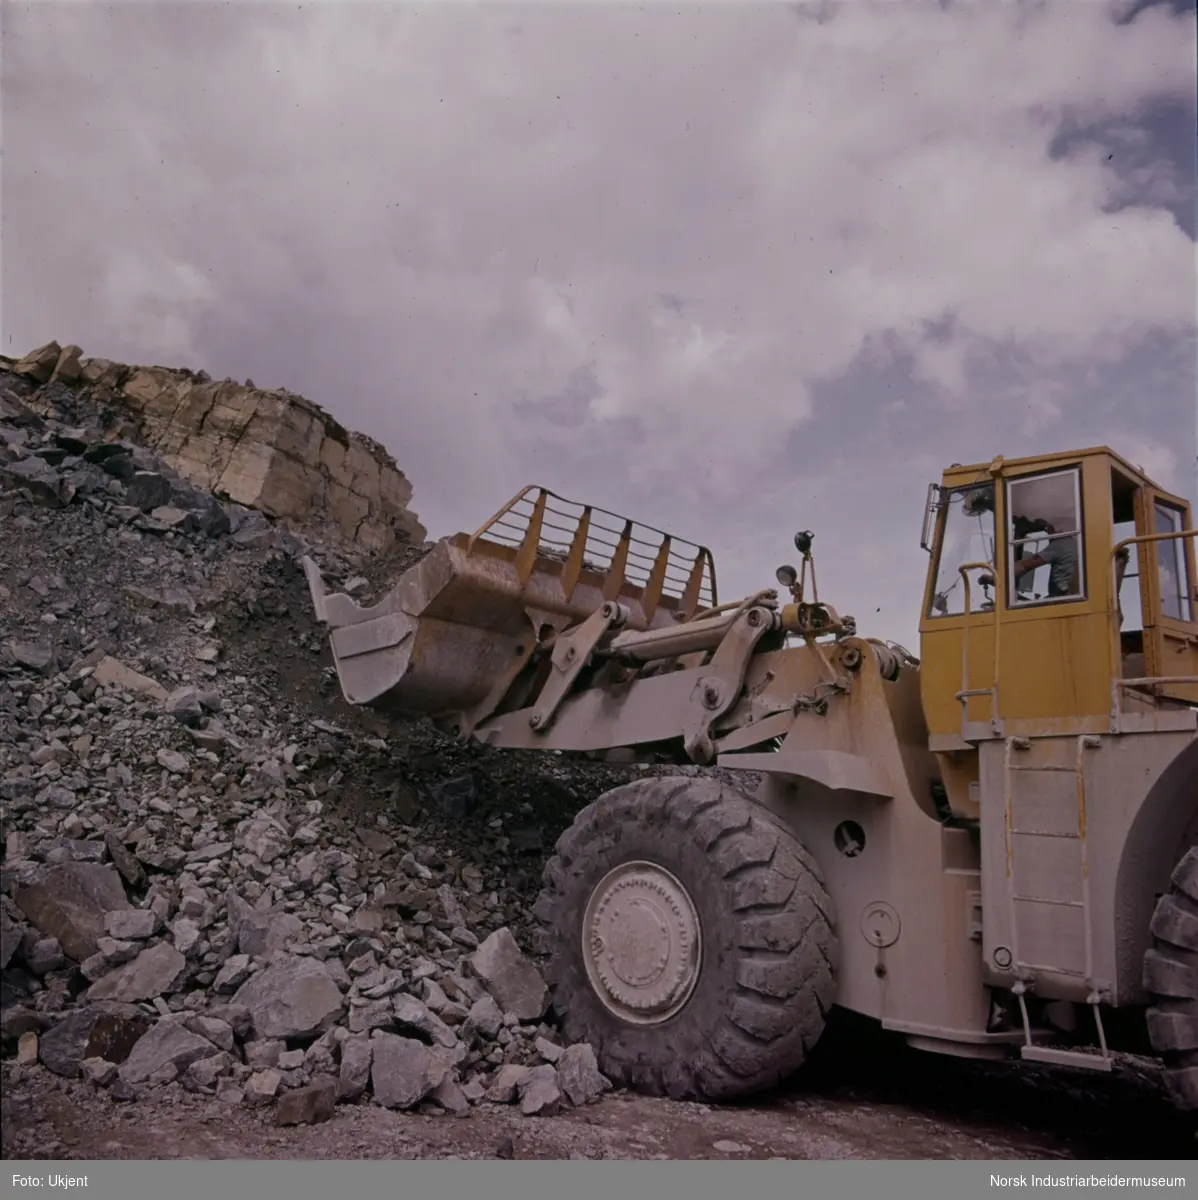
[917,447,1197,753]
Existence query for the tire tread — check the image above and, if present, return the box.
[537,774,837,1101]
[1145,846,1198,1110]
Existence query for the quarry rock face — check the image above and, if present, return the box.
[9,341,424,554]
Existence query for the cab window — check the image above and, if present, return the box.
[1006,468,1085,608]
[1155,501,1193,623]
[929,483,996,617]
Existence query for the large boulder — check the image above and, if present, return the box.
[370,1033,446,1111]
[275,1075,338,1126]
[13,342,61,383]
[1,457,69,506]
[468,927,548,1022]
[117,1020,220,1086]
[87,942,188,1002]
[50,345,83,385]
[13,864,131,962]
[232,956,345,1040]
[518,1064,563,1116]
[556,1043,612,1106]
[38,1004,152,1078]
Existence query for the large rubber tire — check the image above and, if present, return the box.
[1144,845,1198,1111]
[533,775,837,1101]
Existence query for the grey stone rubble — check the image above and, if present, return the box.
[0,345,629,1123]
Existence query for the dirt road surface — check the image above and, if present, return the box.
[5,1022,1193,1161]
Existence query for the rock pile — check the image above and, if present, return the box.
[0,346,645,1125]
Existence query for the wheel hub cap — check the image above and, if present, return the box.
[581,861,702,1025]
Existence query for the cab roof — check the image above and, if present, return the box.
[941,445,1175,498]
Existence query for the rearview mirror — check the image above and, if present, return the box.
[920,483,941,553]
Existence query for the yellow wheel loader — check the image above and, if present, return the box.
[304,445,1197,1108]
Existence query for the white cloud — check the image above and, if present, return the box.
[100,255,216,364]
[3,0,1195,648]
[1118,435,1183,496]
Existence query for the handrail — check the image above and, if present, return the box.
[955,561,1000,733]
[1110,526,1197,641]
[1110,527,1197,712]
[1111,527,1197,559]
[1118,676,1198,689]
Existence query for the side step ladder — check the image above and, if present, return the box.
[1003,734,1113,1074]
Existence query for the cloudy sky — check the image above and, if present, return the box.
[4,0,1196,649]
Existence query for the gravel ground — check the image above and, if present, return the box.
[5,1025,1193,1160]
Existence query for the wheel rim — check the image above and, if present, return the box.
[581,860,703,1026]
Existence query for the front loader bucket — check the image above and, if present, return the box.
[304,485,717,723]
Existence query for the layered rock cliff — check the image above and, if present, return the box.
[5,342,425,554]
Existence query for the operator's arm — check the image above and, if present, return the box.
[1012,554,1046,580]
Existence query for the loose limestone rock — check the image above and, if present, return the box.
[13,341,62,383]
[430,1075,471,1116]
[467,995,503,1039]
[27,938,66,975]
[50,345,84,384]
[392,994,458,1049]
[535,1036,564,1064]
[13,863,132,963]
[103,835,147,890]
[79,1058,120,1087]
[37,1006,151,1078]
[213,955,253,994]
[185,1016,236,1053]
[104,910,159,940]
[245,1040,285,1070]
[17,1031,39,1067]
[182,1052,235,1094]
[172,918,202,956]
[125,471,175,512]
[164,686,205,727]
[90,655,168,702]
[468,927,548,1022]
[486,1064,531,1103]
[232,956,345,1040]
[229,904,303,958]
[370,1033,444,1111]
[87,942,187,1002]
[245,1069,283,1106]
[1,459,68,506]
[238,817,290,865]
[556,1043,612,1106]
[155,749,189,775]
[338,1033,373,1101]
[276,1075,338,1125]
[117,1020,220,1086]
[518,1064,563,1117]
